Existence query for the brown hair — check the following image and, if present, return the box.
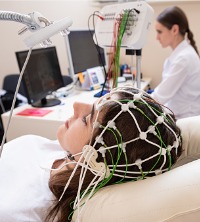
[46,88,182,221]
[157,6,199,55]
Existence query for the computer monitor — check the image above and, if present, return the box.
[16,46,64,108]
[65,29,107,81]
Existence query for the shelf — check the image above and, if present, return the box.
[91,0,200,8]
[92,0,200,3]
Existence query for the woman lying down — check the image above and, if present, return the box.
[0,86,182,222]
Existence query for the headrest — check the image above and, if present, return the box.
[175,115,200,167]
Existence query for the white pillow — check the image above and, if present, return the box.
[72,115,200,222]
[175,115,200,167]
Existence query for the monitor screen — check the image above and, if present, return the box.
[15,47,64,107]
[66,29,107,78]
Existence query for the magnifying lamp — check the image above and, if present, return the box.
[0,10,73,48]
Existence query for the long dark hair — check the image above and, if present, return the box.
[46,88,182,222]
[157,6,199,55]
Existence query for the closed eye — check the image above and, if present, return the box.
[82,116,87,125]
[82,104,95,126]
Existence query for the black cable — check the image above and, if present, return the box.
[88,12,109,97]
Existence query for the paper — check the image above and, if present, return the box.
[16,108,52,117]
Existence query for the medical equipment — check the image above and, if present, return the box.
[58,86,181,221]
[0,10,73,157]
[93,1,154,92]
[94,1,153,49]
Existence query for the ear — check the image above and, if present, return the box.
[171,24,179,35]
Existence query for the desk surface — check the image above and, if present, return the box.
[2,77,151,141]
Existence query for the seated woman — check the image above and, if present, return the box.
[151,6,200,119]
[0,86,182,222]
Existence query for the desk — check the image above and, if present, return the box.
[1,77,151,141]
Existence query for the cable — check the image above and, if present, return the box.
[0,10,46,33]
[88,12,109,97]
[0,97,6,114]
[0,48,32,158]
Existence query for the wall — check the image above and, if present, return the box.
[0,1,200,88]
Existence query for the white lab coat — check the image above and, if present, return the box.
[151,40,200,119]
[0,135,66,222]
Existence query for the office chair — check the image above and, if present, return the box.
[62,75,73,86]
[2,74,27,97]
[2,74,73,96]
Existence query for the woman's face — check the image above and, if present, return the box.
[57,102,98,158]
[155,22,175,49]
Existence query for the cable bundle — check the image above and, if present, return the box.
[107,10,130,88]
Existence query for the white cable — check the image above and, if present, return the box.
[0,97,6,113]
[75,173,104,222]
[0,48,32,158]
[74,150,92,215]
[59,152,85,201]
[112,169,169,179]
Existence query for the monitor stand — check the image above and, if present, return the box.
[31,98,61,108]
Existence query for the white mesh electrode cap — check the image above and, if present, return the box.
[93,121,100,128]
[95,136,104,145]
[148,125,156,134]
[166,145,172,152]
[161,148,167,155]
[173,140,179,148]
[122,143,126,152]
[99,146,106,157]
[140,132,147,140]
[107,120,116,129]
[155,169,162,175]
[133,92,142,100]
[129,101,137,109]
[157,116,164,124]
[135,159,142,169]
[121,103,129,112]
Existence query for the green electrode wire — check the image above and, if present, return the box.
[113,10,129,88]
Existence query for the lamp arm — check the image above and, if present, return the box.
[0,10,73,48]
[0,10,49,33]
